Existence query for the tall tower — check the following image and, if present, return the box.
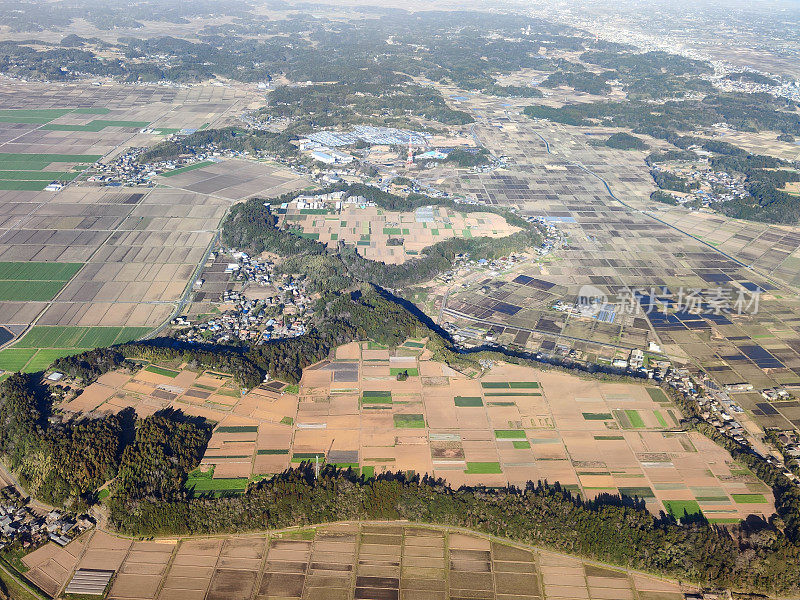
[406,138,414,167]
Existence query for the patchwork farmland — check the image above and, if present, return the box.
[20,522,695,600]
[0,82,309,361]
[277,202,519,264]
[66,341,774,522]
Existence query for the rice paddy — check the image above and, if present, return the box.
[0,326,150,373]
[20,522,695,600]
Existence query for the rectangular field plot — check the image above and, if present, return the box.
[0,348,37,371]
[663,500,703,519]
[20,523,691,600]
[0,279,67,300]
[0,261,83,301]
[13,326,149,349]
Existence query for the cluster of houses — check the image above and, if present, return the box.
[650,161,749,208]
[87,145,217,186]
[667,368,750,444]
[0,488,92,551]
[175,252,314,345]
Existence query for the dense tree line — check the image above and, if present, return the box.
[604,132,647,150]
[650,190,679,205]
[541,70,614,95]
[440,147,492,167]
[114,410,212,502]
[0,374,210,507]
[262,83,474,129]
[525,92,800,136]
[651,170,697,193]
[645,149,698,165]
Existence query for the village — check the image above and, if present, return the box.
[173,250,315,347]
[0,485,92,553]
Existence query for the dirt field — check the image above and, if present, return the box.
[67,341,774,522]
[0,82,308,354]
[21,523,693,600]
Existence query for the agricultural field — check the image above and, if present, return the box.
[277,202,519,264]
[0,326,150,373]
[155,158,307,201]
[0,82,308,351]
[407,93,800,398]
[66,341,774,522]
[0,261,82,301]
[20,522,693,600]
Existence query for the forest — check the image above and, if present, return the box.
[137,127,297,163]
[0,373,210,508]
[524,92,800,137]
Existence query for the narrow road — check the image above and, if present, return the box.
[0,461,54,514]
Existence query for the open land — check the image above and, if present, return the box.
[20,521,693,600]
[277,202,519,264]
[407,89,800,411]
[66,341,774,522]
[0,82,308,367]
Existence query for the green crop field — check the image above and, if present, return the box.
[12,326,149,350]
[0,171,77,180]
[257,449,289,455]
[465,462,502,474]
[0,153,102,166]
[23,348,86,373]
[495,429,526,439]
[362,390,392,404]
[0,108,73,123]
[663,500,703,519]
[0,279,66,300]
[454,396,483,407]
[508,381,540,388]
[0,108,110,124]
[217,425,258,433]
[42,119,150,132]
[481,382,510,389]
[654,410,668,428]
[731,493,768,504]
[618,486,655,498]
[0,180,49,191]
[0,262,82,281]
[161,161,216,177]
[625,409,646,428]
[394,414,425,428]
[390,367,418,376]
[145,365,179,378]
[0,349,37,372]
[186,477,249,495]
[646,387,670,403]
[512,441,531,449]
[583,412,612,420]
